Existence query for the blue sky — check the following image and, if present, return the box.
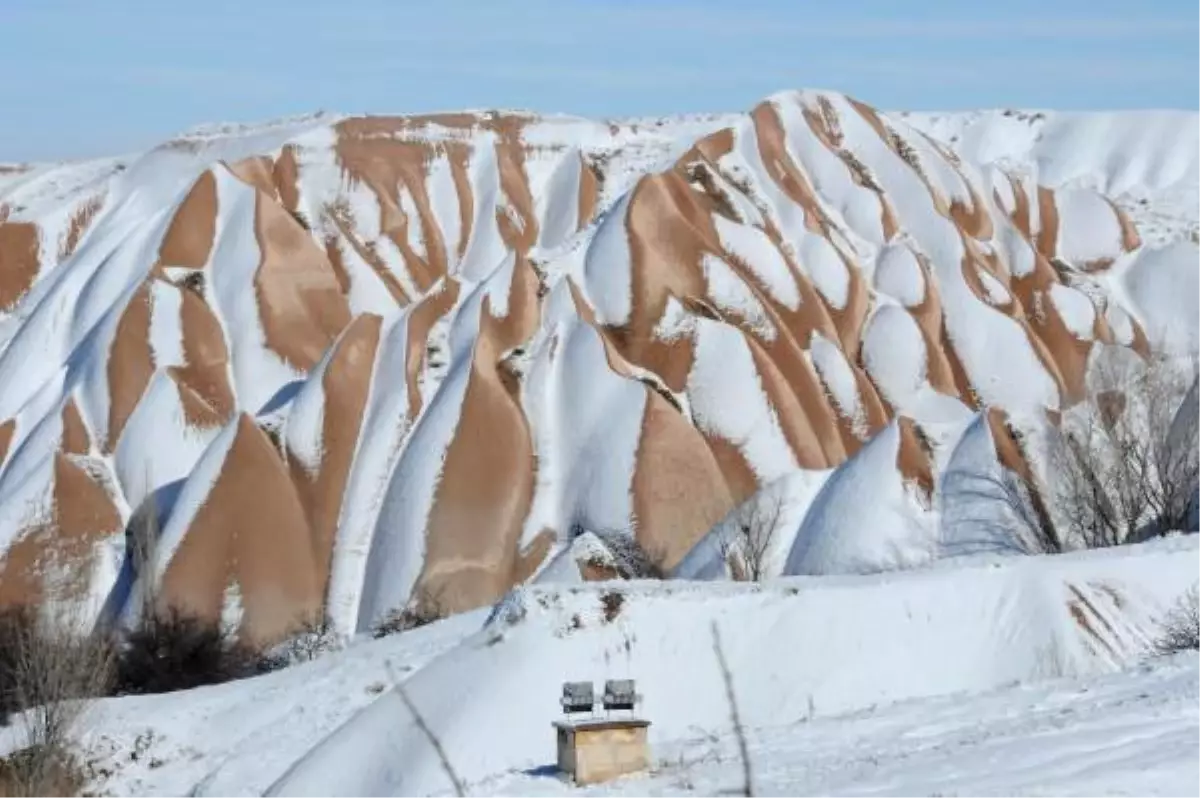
[1,0,1196,161]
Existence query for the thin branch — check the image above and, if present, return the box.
[718,490,784,582]
[711,622,752,797]
[386,661,465,797]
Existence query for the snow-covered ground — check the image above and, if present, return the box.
[68,609,489,797]
[487,652,1200,797]
[4,534,1188,796]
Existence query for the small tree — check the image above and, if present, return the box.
[1053,353,1198,546]
[942,456,1064,556]
[0,605,114,796]
[947,351,1198,554]
[717,491,785,582]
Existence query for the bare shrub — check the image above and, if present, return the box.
[599,591,624,623]
[587,529,668,579]
[1053,354,1198,546]
[0,610,33,727]
[257,615,342,671]
[0,744,86,797]
[717,491,785,582]
[947,353,1198,554]
[115,609,257,695]
[943,458,1065,555]
[0,606,113,796]
[372,587,447,639]
[1154,585,1199,655]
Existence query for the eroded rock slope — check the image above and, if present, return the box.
[0,93,1194,641]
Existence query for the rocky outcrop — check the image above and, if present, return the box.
[0,94,1194,642]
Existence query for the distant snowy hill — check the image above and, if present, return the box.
[0,93,1195,645]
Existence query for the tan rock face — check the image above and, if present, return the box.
[404,280,460,422]
[632,391,735,565]
[254,191,351,371]
[288,313,382,593]
[0,220,39,311]
[332,122,453,291]
[0,454,121,608]
[60,399,91,455]
[0,418,15,467]
[414,302,537,613]
[159,171,217,269]
[0,96,1184,642]
[159,415,321,644]
[106,283,155,450]
[174,287,236,426]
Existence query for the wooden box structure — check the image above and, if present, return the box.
[553,718,651,785]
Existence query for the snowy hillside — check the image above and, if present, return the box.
[0,91,1196,648]
[1,534,1190,795]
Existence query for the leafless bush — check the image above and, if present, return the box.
[257,615,342,671]
[942,460,1064,555]
[372,587,447,639]
[947,353,1198,554]
[1154,585,1199,655]
[1052,354,1198,546]
[114,609,257,695]
[0,744,86,797]
[588,528,668,579]
[0,606,114,796]
[717,491,785,582]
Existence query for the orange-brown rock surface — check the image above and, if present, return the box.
[0,93,1194,642]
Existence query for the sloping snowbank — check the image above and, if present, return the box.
[0,536,1184,796]
[24,609,489,797]
[268,536,1197,796]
